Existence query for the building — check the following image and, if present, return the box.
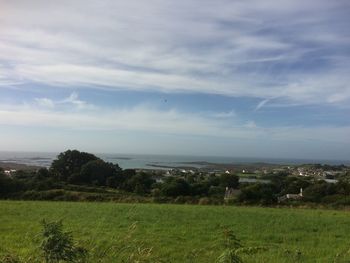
[278,188,303,202]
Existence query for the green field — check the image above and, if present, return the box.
[1,201,350,262]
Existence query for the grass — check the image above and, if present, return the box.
[1,201,350,262]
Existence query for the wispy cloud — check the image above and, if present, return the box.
[0,0,349,158]
[35,98,55,108]
[255,99,270,111]
[34,92,95,110]
[0,0,349,106]
[211,110,236,118]
[0,101,349,146]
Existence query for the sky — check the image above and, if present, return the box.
[0,0,349,160]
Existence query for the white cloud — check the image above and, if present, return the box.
[244,121,257,128]
[0,102,349,147]
[34,92,95,110]
[0,105,237,137]
[255,99,269,111]
[59,92,95,110]
[35,98,55,108]
[0,0,348,106]
[212,110,236,118]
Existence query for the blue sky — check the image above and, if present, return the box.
[0,0,349,160]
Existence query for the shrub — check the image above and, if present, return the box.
[216,228,268,263]
[216,229,243,263]
[161,178,190,197]
[237,183,277,204]
[40,220,87,263]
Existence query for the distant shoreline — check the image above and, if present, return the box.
[0,161,42,171]
[1,151,349,171]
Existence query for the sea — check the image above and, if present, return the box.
[0,151,349,169]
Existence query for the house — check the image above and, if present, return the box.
[278,188,303,202]
[4,169,16,176]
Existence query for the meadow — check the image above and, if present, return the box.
[1,201,350,262]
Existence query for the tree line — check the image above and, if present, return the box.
[1,150,350,206]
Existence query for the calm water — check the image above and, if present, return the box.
[0,151,349,169]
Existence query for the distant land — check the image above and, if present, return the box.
[0,161,41,171]
[0,151,349,170]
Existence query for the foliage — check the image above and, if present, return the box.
[71,159,121,186]
[160,177,190,197]
[123,172,155,194]
[2,149,350,206]
[216,229,268,263]
[216,249,242,263]
[216,229,243,263]
[279,177,311,195]
[237,183,277,204]
[303,181,336,202]
[50,150,99,180]
[219,174,239,189]
[40,220,87,263]
[0,254,22,263]
[0,173,24,197]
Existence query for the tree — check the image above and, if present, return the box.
[191,182,210,196]
[238,183,277,204]
[70,160,122,186]
[161,177,190,197]
[123,169,136,178]
[124,172,155,194]
[336,179,350,196]
[303,181,336,202]
[50,150,99,180]
[280,177,311,196]
[36,168,51,180]
[0,173,23,197]
[220,174,239,189]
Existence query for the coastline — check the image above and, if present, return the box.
[0,161,42,171]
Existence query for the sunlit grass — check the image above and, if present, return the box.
[1,201,350,262]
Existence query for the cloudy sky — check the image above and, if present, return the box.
[0,0,349,160]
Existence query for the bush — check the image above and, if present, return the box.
[331,196,350,206]
[161,178,190,197]
[238,183,277,205]
[216,228,268,263]
[40,220,87,263]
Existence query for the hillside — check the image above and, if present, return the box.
[1,201,349,262]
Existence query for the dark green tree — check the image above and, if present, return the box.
[161,177,190,197]
[238,183,277,204]
[220,174,239,189]
[50,150,99,180]
[124,172,155,194]
[303,181,336,202]
[71,159,122,186]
